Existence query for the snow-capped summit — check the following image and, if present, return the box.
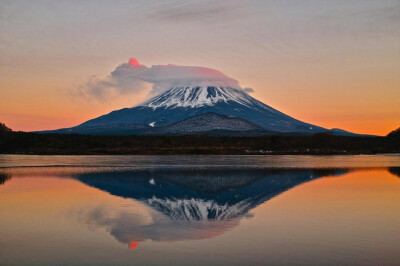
[139,85,258,109]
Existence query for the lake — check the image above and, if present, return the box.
[1,155,400,265]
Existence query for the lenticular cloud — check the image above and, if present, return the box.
[83,57,251,100]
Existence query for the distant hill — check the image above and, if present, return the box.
[326,128,376,137]
[387,127,400,138]
[0,122,12,133]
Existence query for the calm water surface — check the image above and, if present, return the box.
[0,155,400,265]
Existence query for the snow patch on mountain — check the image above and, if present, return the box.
[139,84,258,110]
[146,197,254,220]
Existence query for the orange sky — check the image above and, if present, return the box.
[0,1,399,135]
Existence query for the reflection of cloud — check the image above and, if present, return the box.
[129,241,139,250]
[73,202,239,248]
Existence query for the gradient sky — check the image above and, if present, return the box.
[0,0,399,135]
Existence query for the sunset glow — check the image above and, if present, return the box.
[0,1,398,135]
[129,58,140,66]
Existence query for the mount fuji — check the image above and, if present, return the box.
[45,84,345,135]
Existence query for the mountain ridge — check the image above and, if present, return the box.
[43,85,332,135]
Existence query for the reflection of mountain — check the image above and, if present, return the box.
[388,167,400,178]
[0,172,11,185]
[74,168,348,247]
[78,168,347,220]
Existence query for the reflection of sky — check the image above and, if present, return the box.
[1,166,352,248]
[0,1,399,134]
[1,167,400,265]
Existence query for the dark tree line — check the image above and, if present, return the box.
[1,124,399,155]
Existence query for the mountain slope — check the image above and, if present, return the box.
[44,85,328,135]
[149,112,266,135]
